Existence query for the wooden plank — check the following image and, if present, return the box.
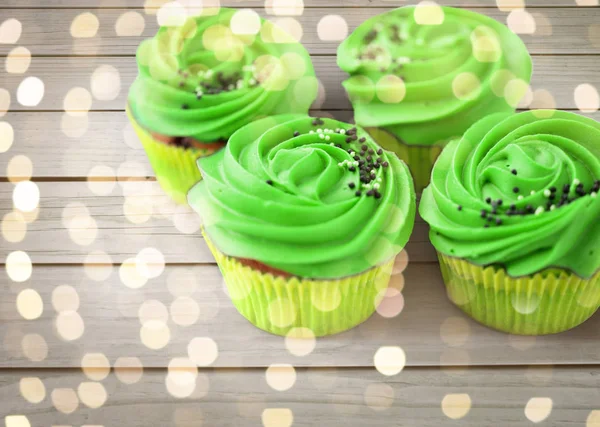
[0,56,598,112]
[0,181,435,263]
[1,0,588,8]
[2,111,600,179]
[2,263,600,368]
[1,367,599,427]
[0,8,598,56]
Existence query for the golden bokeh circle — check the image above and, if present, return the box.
[317,15,348,41]
[6,46,31,74]
[51,388,79,414]
[525,397,553,423]
[16,289,43,320]
[21,333,48,362]
[116,11,146,36]
[265,364,297,391]
[188,337,219,366]
[114,356,144,384]
[441,393,472,419]
[70,12,100,38]
[364,383,395,411]
[56,311,85,341]
[373,346,406,376]
[6,251,33,283]
[261,408,293,427]
[81,353,111,381]
[7,155,33,182]
[0,18,23,44]
[19,377,46,404]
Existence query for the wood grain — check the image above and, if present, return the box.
[0,7,598,56]
[2,111,600,179]
[1,56,598,112]
[2,263,600,368]
[1,0,589,8]
[1,367,599,427]
[0,181,435,263]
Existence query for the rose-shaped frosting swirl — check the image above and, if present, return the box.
[420,111,600,278]
[337,6,532,145]
[188,115,416,278]
[128,8,317,142]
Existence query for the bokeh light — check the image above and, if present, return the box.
[265,364,296,391]
[7,155,33,182]
[375,287,404,318]
[116,11,146,36]
[441,394,472,419]
[19,377,46,404]
[91,65,121,101]
[588,411,600,427]
[507,9,536,34]
[63,87,92,116]
[12,181,40,212]
[21,333,47,362]
[188,337,218,366]
[284,327,316,357]
[61,113,89,138]
[157,1,188,27]
[5,47,31,74]
[440,316,470,347]
[6,251,33,282]
[138,299,169,325]
[230,9,261,35]
[374,346,406,376]
[574,83,600,112]
[0,121,14,151]
[120,258,149,289]
[136,247,165,279]
[81,353,111,381]
[261,408,293,427]
[84,250,114,282]
[17,77,45,107]
[414,1,445,26]
[392,250,409,275]
[317,15,348,41]
[114,356,144,384]
[78,382,108,408]
[4,416,30,427]
[496,0,524,11]
[0,89,11,116]
[364,383,395,411]
[0,18,22,44]
[525,397,553,423]
[16,289,43,320]
[51,388,79,414]
[170,296,200,326]
[56,311,85,341]
[2,211,27,243]
[70,13,100,38]
[140,320,170,349]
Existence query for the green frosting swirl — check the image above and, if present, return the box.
[420,111,600,278]
[188,115,416,279]
[128,8,317,142]
[337,6,532,145]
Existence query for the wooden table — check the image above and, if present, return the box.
[1,1,600,426]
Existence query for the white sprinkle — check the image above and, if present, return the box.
[325,135,331,141]
[592,192,598,198]
[530,190,536,195]
[338,162,343,167]
[573,178,580,186]
[340,129,346,135]
[518,195,524,200]
[544,189,551,197]
[237,80,244,89]
[353,161,359,166]
[350,151,355,157]
[317,128,323,133]
[319,134,325,139]
[374,183,380,190]
[205,70,214,78]
[309,130,315,134]
[249,78,257,85]
[329,142,334,146]
[550,205,556,211]
[535,207,545,215]
[228,84,234,91]
[397,56,411,64]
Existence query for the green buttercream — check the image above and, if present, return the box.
[188,116,416,279]
[420,110,600,278]
[128,8,316,142]
[337,6,532,145]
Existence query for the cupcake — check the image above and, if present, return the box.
[127,8,317,203]
[188,115,416,336]
[337,5,532,192]
[420,110,600,335]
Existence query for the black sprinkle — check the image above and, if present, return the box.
[366,190,374,197]
[355,190,362,197]
[377,149,383,155]
[511,169,517,175]
[484,224,489,228]
[563,184,570,193]
[293,131,300,137]
[457,205,463,211]
[349,166,356,172]
[361,145,368,151]
[374,191,382,199]
[382,162,389,168]
[346,137,352,143]
[513,187,519,193]
[485,197,492,204]
[349,182,356,189]
[496,199,503,206]
[550,186,557,193]
[496,218,503,225]
[368,149,375,155]
[181,104,189,109]
[353,156,360,161]
[266,180,273,185]
[480,209,487,218]
[196,93,203,100]
[359,137,366,143]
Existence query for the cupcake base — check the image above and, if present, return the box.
[438,253,600,335]
[204,232,395,337]
[365,127,444,193]
[126,108,223,204]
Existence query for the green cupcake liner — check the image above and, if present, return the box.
[204,232,395,337]
[365,127,444,193]
[126,108,220,204]
[438,253,600,335]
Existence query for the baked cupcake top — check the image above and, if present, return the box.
[128,8,316,142]
[188,115,416,279]
[420,110,600,278]
[337,6,532,145]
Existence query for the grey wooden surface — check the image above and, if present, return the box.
[1,2,600,426]
[1,56,599,112]
[1,8,599,56]
[1,367,599,427]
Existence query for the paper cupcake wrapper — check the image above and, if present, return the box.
[204,233,395,337]
[438,253,600,335]
[365,127,444,193]
[126,108,220,204]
